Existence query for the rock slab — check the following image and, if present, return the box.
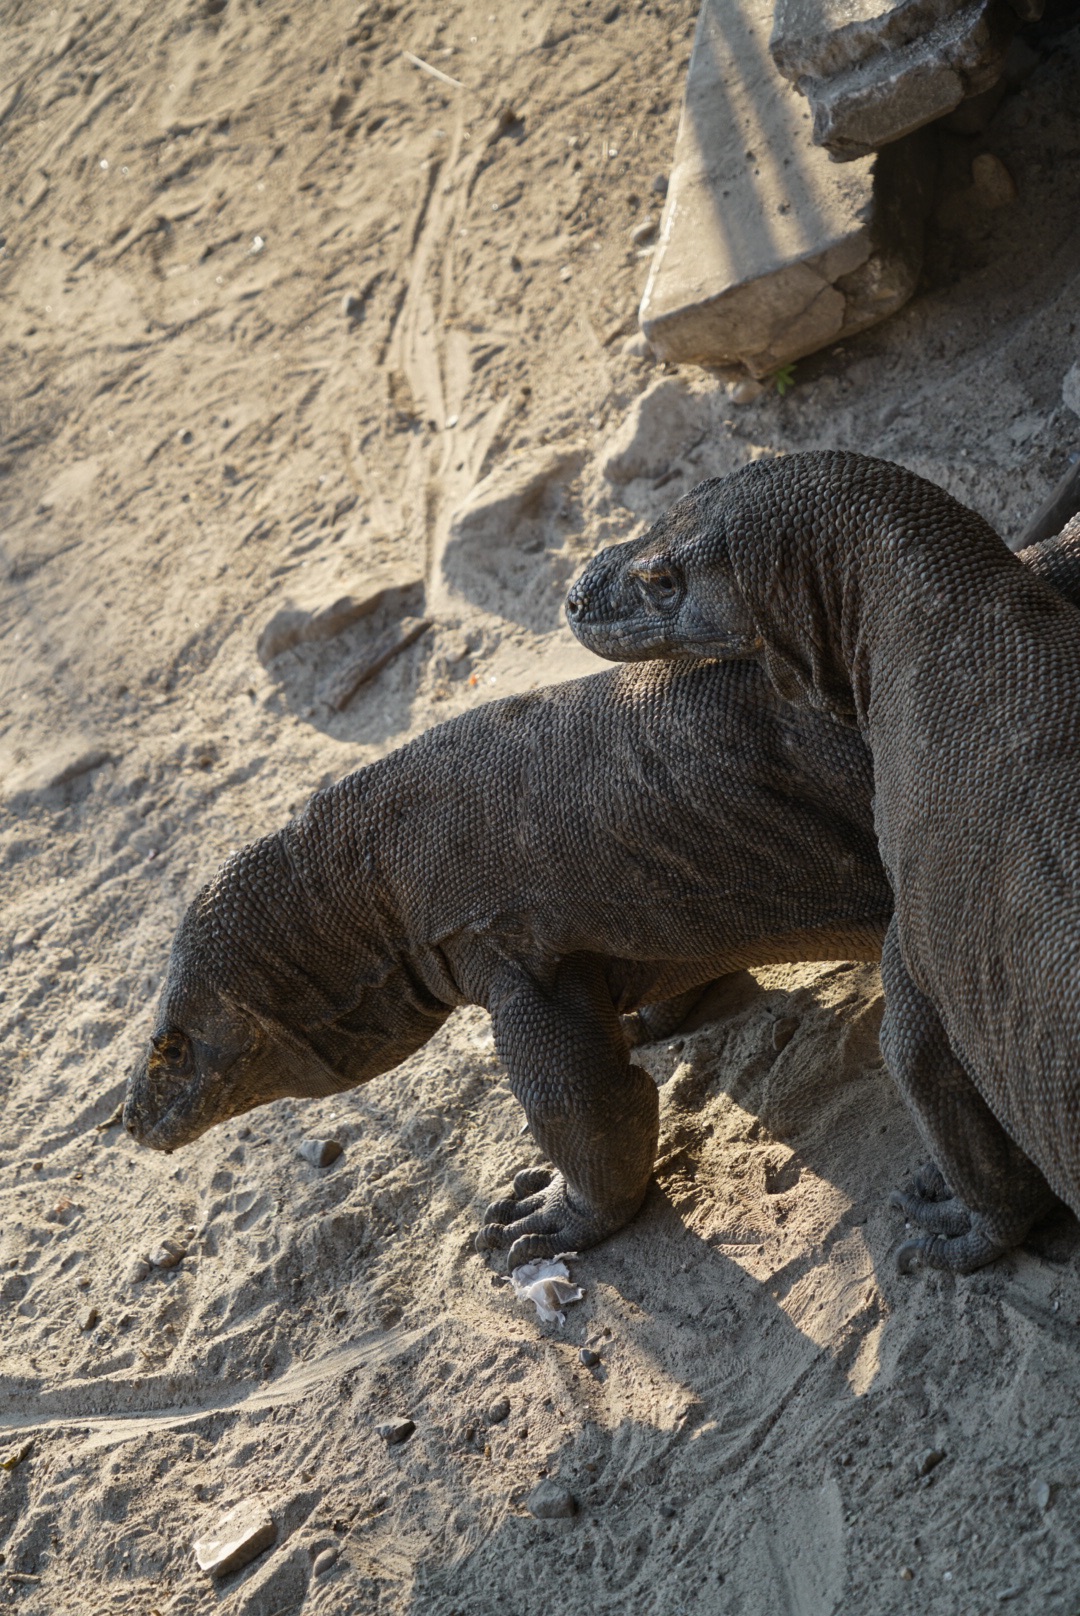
[639,0,930,376]
[771,0,1018,159]
[193,1498,276,1577]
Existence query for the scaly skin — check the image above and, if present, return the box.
[566,455,1080,1272]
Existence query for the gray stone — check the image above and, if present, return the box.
[579,1347,600,1367]
[487,1396,511,1424]
[771,0,1016,160]
[312,1545,340,1576]
[298,1137,344,1168]
[194,1498,276,1577]
[376,1417,415,1446]
[127,1258,150,1284]
[729,377,766,404]
[916,1447,945,1476]
[639,0,930,377]
[147,1239,186,1270]
[971,151,1017,208]
[621,331,654,360]
[79,1305,100,1332]
[526,1480,577,1519]
[773,1014,800,1050]
[1034,1478,1052,1510]
[1063,363,1080,419]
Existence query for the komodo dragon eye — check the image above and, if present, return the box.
[632,562,681,606]
[151,1029,192,1071]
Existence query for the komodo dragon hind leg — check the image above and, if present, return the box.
[879,921,1058,1275]
[476,954,660,1270]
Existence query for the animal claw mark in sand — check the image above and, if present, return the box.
[0,1324,428,1451]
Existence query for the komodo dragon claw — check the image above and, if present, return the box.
[889,1163,971,1238]
[476,1167,619,1269]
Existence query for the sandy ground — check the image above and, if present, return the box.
[2,1,1080,1612]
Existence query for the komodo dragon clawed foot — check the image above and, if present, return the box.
[894,1219,1021,1276]
[889,1161,970,1237]
[880,923,1057,1274]
[475,1167,627,1269]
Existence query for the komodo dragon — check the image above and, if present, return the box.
[125,514,1080,1269]
[565,452,1080,1273]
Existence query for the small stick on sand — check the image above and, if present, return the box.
[403,51,464,90]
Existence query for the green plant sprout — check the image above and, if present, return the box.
[772,363,796,396]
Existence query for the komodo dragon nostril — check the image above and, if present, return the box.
[566,588,588,617]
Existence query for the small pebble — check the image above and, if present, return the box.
[629,217,656,246]
[79,1306,100,1332]
[342,293,363,320]
[899,1566,914,1581]
[148,1240,186,1270]
[487,1396,511,1425]
[298,1138,343,1168]
[650,172,668,197]
[579,1348,600,1368]
[148,1239,186,1270]
[772,1015,798,1051]
[312,1546,339,1577]
[729,377,764,405]
[971,152,1017,209]
[526,1479,577,1520]
[621,331,652,360]
[916,1448,945,1478]
[1034,1479,1052,1510]
[127,1259,150,1284]
[376,1417,415,1446]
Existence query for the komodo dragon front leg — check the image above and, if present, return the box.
[476,953,660,1269]
[879,922,1058,1273]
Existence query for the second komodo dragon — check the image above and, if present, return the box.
[566,453,1080,1272]
[124,513,1080,1269]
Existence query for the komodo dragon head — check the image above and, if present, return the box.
[567,457,1080,712]
[565,476,762,663]
[124,826,446,1152]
